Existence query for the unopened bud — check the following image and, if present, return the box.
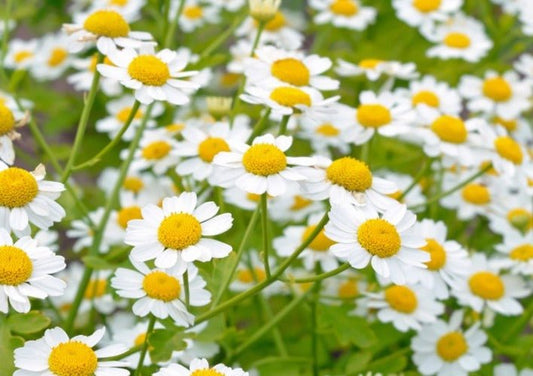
[249,0,282,23]
[206,96,232,119]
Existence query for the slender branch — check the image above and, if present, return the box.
[164,0,186,48]
[260,193,271,278]
[398,157,430,200]
[258,295,288,357]
[247,108,272,142]
[184,270,190,308]
[502,298,533,343]
[311,266,321,376]
[278,114,290,136]
[250,22,265,57]
[101,345,142,361]
[198,11,247,60]
[134,316,156,376]
[281,263,350,283]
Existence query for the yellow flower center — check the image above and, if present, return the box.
[269,86,312,108]
[247,193,261,202]
[157,213,202,250]
[326,157,373,192]
[0,167,39,208]
[242,143,287,176]
[134,333,146,346]
[116,106,143,123]
[128,55,170,86]
[388,190,403,201]
[356,104,392,128]
[413,0,441,12]
[469,271,504,300]
[0,102,15,135]
[166,123,186,132]
[184,5,203,19]
[412,90,440,107]
[142,141,172,160]
[47,48,68,67]
[384,285,418,313]
[191,369,224,376]
[14,50,33,63]
[494,136,523,164]
[263,11,286,31]
[483,77,512,102]
[507,208,533,230]
[461,183,490,205]
[48,341,98,376]
[0,246,33,286]
[290,195,312,210]
[338,280,359,299]
[117,206,142,229]
[302,225,335,251]
[420,238,446,270]
[83,10,130,38]
[271,58,310,86]
[237,267,266,283]
[357,219,401,258]
[316,123,340,136]
[430,115,467,144]
[494,117,517,132]
[123,176,144,193]
[330,0,359,16]
[359,59,383,69]
[198,137,231,163]
[436,332,468,362]
[510,244,533,261]
[84,279,107,299]
[143,271,181,302]
[444,32,471,49]
[221,72,241,87]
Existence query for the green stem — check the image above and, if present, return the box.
[489,333,524,356]
[398,157,430,200]
[73,100,141,171]
[353,347,410,374]
[258,295,288,356]
[247,108,272,142]
[184,270,190,308]
[281,263,350,283]
[250,22,265,57]
[61,53,104,183]
[311,266,321,376]
[198,11,247,61]
[134,316,156,376]
[360,141,370,163]
[102,345,142,361]
[0,0,13,81]
[278,114,290,136]
[168,168,186,192]
[502,298,533,343]
[164,0,186,48]
[229,76,247,127]
[260,193,271,278]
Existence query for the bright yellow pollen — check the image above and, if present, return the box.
[116,106,143,123]
[47,48,68,67]
[359,59,383,69]
[444,32,471,49]
[494,136,523,164]
[430,115,467,144]
[356,104,392,128]
[330,0,359,15]
[510,244,533,261]
[326,157,373,192]
[388,190,403,201]
[412,90,440,107]
[247,193,261,202]
[0,167,39,208]
[290,195,312,210]
[220,72,240,87]
[0,102,15,135]
[157,213,202,250]
[84,279,107,299]
[436,332,468,362]
[461,183,490,205]
[483,77,512,102]
[507,208,533,230]
[338,280,359,299]
[184,5,203,19]
[89,55,113,73]
[83,10,130,38]
[14,51,33,63]
[142,141,172,160]
[166,123,185,132]
[270,86,312,107]
[357,219,401,258]
[128,55,170,86]
[316,123,340,136]
[242,144,287,176]
[302,226,335,252]
[0,246,33,286]
[117,206,142,229]
[48,341,98,376]
[469,271,504,300]
[198,137,230,163]
[494,117,518,132]
[191,369,225,376]
[384,285,418,313]
[420,238,447,270]
[271,58,310,86]
[263,12,286,31]
[413,0,441,12]
[143,271,181,302]
[123,176,144,193]
[237,267,267,283]
[134,333,146,347]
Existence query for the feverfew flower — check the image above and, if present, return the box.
[155,358,249,376]
[336,58,418,81]
[392,0,462,28]
[127,129,181,174]
[4,39,37,70]
[31,33,72,81]
[494,232,533,276]
[178,0,220,33]
[310,0,377,31]
[0,101,25,165]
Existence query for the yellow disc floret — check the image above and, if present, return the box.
[507,208,533,230]
[84,279,107,299]
[191,369,225,376]
[198,137,230,163]
[483,77,512,102]
[116,106,143,123]
[384,285,418,313]
[47,48,68,67]
[117,206,142,229]
[494,136,523,164]
[356,104,392,128]
[420,238,447,270]
[330,0,359,16]
[270,86,312,107]
[510,244,533,261]
[412,90,440,107]
[290,195,312,210]
[48,341,98,376]
[142,141,172,160]
[0,102,15,136]
[184,5,203,19]
[0,246,33,286]
[302,226,335,252]
[413,0,441,12]
[83,10,130,38]
[123,176,144,193]
[436,332,468,361]
[237,267,267,283]
[0,167,39,208]
[316,123,340,136]
[271,58,310,86]
[326,157,373,192]
[242,144,287,176]
[468,271,505,300]
[338,280,359,299]
[359,59,383,69]
[430,115,468,144]
[14,51,33,63]
[357,219,401,258]
[263,12,286,31]
[143,271,181,301]
[158,213,202,250]
[444,32,471,49]
[128,55,170,86]
[461,183,490,205]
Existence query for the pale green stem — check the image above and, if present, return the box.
[134,316,156,376]
[260,193,271,278]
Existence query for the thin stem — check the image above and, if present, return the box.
[134,316,156,376]
[260,193,271,278]
[168,168,186,193]
[164,0,186,48]
[278,114,290,136]
[398,157,430,200]
[247,108,272,142]
[0,0,13,80]
[102,345,142,361]
[311,266,321,376]
[250,22,265,57]
[229,76,247,127]
[73,100,141,171]
[503,298,533,343]
[61,53,104,183]
[258,295,288,356]
[198,11,247,60]
[281,263,350,283]
[360,141,370,163]
[350,347,410,375]
[184,270,190,308]
[489,333,524,357]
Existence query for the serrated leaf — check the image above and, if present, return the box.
[345,351,372,373]
[0,316,16,375]
[148,328,187,363]
[319,305,377,348]
[7,311,51,334]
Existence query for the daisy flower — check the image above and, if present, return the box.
[451,254,529,316]
[0,162,65,235]
[336,58,418,81]
[67,53,122,96]
[30,33,72,81]
[325,203,429,284]
[212,134,315,196]
[34,229,59,252]
[91,0,146,20]
[155,358,248,376]
[494,364,533,376]
[126,192,233,268]
[177,0,220,33]
[421,13,492,62]
[14,327,128,376]
[0,101,25,165]
[488,186,533,236]
[309,0,377,31]
[207,0,245,11]
[63,8,152,54]
[392,0,463,28]
[111,319,164,367]
[494,232,533,276]
[127,129,181,174]
[230,251,285,296]
[298,156,398,211]
[0,229,65,313]
[4,39,37,70]
[321,271,367,304]
[112,261,210,326]
[67,208,121,253]
[268,182,324,222]
[376,171,426,209]
[411,311,491,376]
[98,44,200,105]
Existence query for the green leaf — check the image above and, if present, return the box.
[82,255,115,270]
[370,356,407,374]
[345,351,372,374]
[319,305,377,348]
[7,311,51,334]
[0,316,16,375]
[148,328,187,363]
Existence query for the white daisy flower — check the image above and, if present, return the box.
[0,101,25,165]
[0,162,65,235]
[298,156,398,211]
[111,319,164,367]
[90,0,146,21]
[212,134,315,196]
[127,129,181,175]
[14,327,128,376]
[155,358,248,376]
[392,0,463,28]
[112,261,210,326]
[376,171,426,209]
[98,44,200,105]
[4,39,37,70]
[421,13,492,62]
[494,364,533,376]
[325,203,429,284]
[336,58,418,81]
[490,0,522,14]
[412,311,491,376]
[0,229,65,314]
[34,229,59,252]
[321,271,367,304]
[67,208,121,253]
[310,0,377,30]
[30,33,72,81]
[67,53,123,96]
[63,8,153,54]
[451,253,529,316]
[268,182,325,222]
[493,232,533,276]
[177,0,220,33]
[126,192,233,268]
[488,186,533,236]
